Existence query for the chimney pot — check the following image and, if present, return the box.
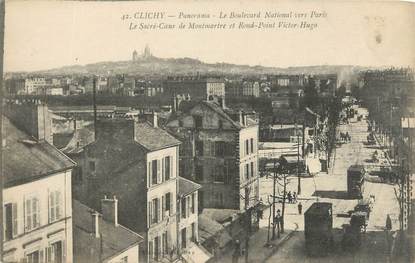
[91,211,100,238]
[153,112,158,128]
[101,196,118,227]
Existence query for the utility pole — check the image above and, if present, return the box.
[281,169,287,234]
[0,0,5,259]
[93,76,98,141]
[272,160,277,240]
[297,122,301,195]
[244,205,250,263]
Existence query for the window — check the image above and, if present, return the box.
[49,191,62,223]
[151,160,158,185]
[194,116,202,128]
[308,129,314,136]
[191,223,196,241]
[162,232,168,255]
[4,203,17,240]
[245,164,249,179]
[250,162,254,178]
[250,138,254,154]
[186,196,191,217]
[205,141,215,156]
[89,161,95,172]
[199,191,204,211]
[154,236,160,261]
[191,193,195,214]
[121,256,128,263]
[224,161,234,184]
[195,165,203,182]
[181,228,187,249]
[164,156,171,180]
[26,250,40,263]
[214,165,224,183]
[47,241,63,263]
[25,196,40,231]
[165,193,171,216]
[245,140,249,156]
[195,141,204,156]
[181,198,186,218]
[215,141,225,157]
[150,198,159,224]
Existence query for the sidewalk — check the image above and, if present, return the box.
[214,224,297,263]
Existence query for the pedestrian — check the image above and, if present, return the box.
[287,191,292,204]
[386,214,392,231]
[275,209,281,238]
[232,239,240,263]
[293,191,297,203]
[298,202,303,215]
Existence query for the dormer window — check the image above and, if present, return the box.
[194,116,202,129]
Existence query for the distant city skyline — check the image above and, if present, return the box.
[4,1,415,72]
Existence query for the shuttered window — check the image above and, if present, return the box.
[49,191,62,223]
[25,196,40,231]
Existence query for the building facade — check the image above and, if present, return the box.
[68,117,184,263]
[177,177,201,256]
[166,101,260,211]
[163,77,225,102]
[2,117,75,263]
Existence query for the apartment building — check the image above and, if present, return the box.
[166,100,260,211]
[177,177,201,254]
[68,117,183,263]
[163,77,225,102]
[2,117,75,263]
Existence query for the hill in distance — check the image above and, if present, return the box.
[16,55,370,84]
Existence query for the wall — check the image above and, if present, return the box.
[145,147,179,263]
[178,192,199,253]
[3,170,73,263]
[239,125,259,210]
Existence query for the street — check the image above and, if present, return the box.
[259,108,401,262]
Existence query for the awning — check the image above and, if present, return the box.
[281,155,304,164]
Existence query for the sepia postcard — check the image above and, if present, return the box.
[1,1,415,263]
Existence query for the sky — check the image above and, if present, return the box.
[4,0,415,72]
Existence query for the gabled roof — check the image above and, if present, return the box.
[201,101,242,129]
[73,200,143,263]
[3,117,76,188]
[61,125,95,154]
[178,177,201,197]
[134,121,181,151]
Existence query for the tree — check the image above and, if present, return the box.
[301,76,319,111]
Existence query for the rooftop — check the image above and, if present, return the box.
[3,117,76,188]
[73,200,143,263]
[178,177,201,197]
[198,214,232,248]
[134,121,181,151]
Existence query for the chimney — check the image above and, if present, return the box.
[239,111,246,126]
[4,101,52,144]
[101,196,118,227]
[153,112,158,127]
[91,211,100,238]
